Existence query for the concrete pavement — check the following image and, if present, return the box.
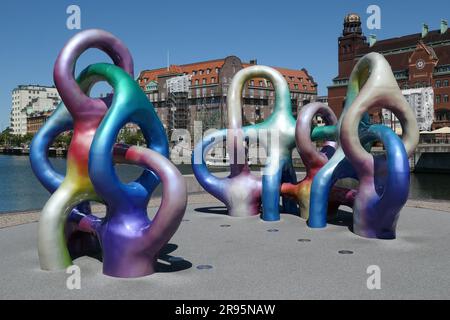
[0,203,449,299]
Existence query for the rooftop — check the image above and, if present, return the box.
[138,56,317,93]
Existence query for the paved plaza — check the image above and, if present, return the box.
[0,202,449,299]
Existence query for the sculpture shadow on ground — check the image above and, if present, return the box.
[194,205,298,217]
[327,209,354,233]
[156,243,193,273]
[69,240,192,273]
[194,206,229,215]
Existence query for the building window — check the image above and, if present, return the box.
[444,80,449,87]
[250,80,254,86]
[294,84,299,90]
[202,78,207,85]
[299,78,303,83]
[192,70,197,75]
[211,77,215,83]
[195,79,199,85]
[215,67,219,73]
[435,80,441,88]
[259,81,263,87]
[444,94,449,103]
[206,69,211,74]
[436,95,441,104]
[199,70,204,75]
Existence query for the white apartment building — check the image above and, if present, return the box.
[10,85,60,135]
[382,87,435,133]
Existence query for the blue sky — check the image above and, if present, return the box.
[0,0,449,131]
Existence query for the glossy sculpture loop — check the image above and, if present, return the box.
[339,53,419,239]
[31,29,187,278]
[192,66,298,219]
[309,52,419,239]
[30,30,136,260]
[193,53,418,240]
[280,102,355,220]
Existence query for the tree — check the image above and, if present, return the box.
[54,132,73,148]
[21,133,34,146]
[0,128,13,146]
[0,128,27,147]
[117,128,145,146]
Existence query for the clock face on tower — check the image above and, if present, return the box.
[416,59,425,70]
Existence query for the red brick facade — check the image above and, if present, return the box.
[328,14,450,129]
[137,56,317,135]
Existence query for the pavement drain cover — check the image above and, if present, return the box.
[197,265,213,270]
[267,229,279,232]
[168,256,184,263]
[338,250,354,255]
[220,224,231,227]
[297,239,311,242]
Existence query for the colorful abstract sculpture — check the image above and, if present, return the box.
[31,29,134,265]
[192,128,262,217]
[308,52,419,239]
[31,29,187,278]
[192,66,298,220]
[280,102,355,219]
[193,53,418,240]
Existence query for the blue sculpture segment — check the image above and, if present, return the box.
[30,29,187,278]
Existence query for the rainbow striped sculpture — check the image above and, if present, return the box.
[31,29,187,278]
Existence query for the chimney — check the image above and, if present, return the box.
[441,19,448,34]
[369,34,377,47]
[422,23,429,38]
[249,59,257,65]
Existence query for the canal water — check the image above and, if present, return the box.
[0,155,449,213]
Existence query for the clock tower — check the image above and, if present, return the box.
[408,41,439,87]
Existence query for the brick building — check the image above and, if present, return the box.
[328,13,450,129]
[137,56,317,136]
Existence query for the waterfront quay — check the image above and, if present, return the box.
[2,139,450,172]
[0,147,66,157]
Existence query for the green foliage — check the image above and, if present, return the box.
[0,127,73,148]
[54,132,73,148]
[117,128,145,146]
[21,133,34,146]
[0,128,21,146]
